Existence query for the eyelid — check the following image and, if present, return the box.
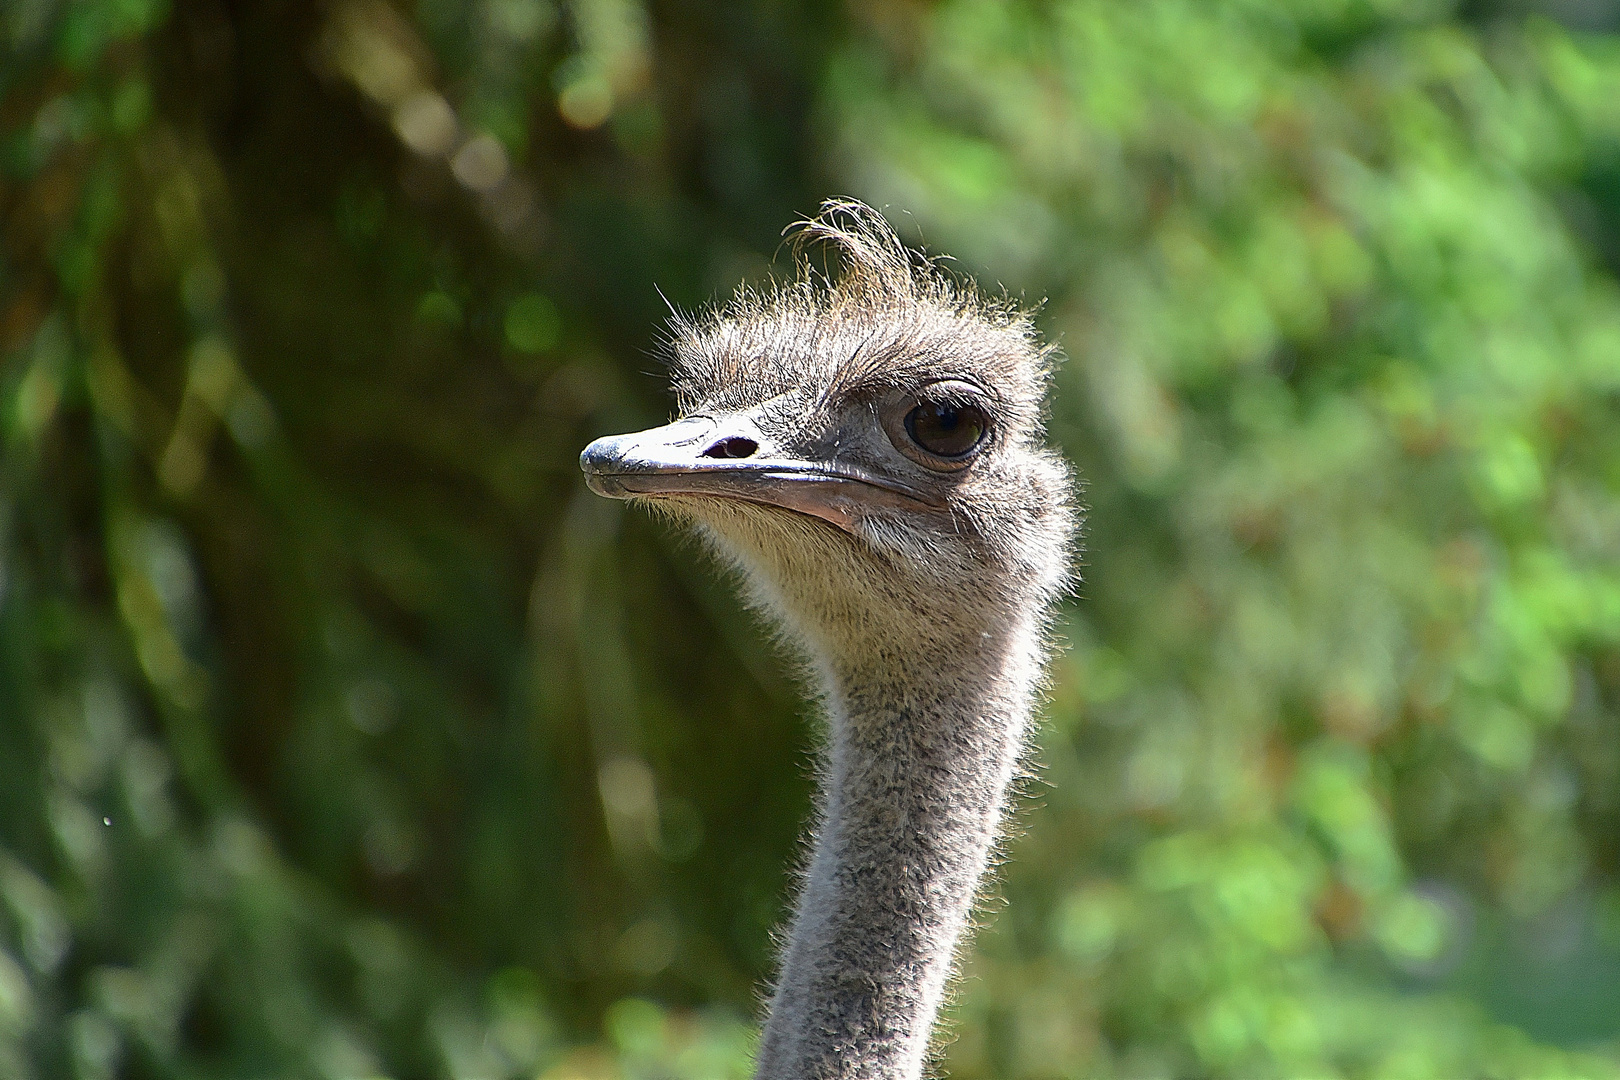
[922,389,986,412]
[912,378,995,409]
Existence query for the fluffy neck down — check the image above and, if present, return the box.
[752,612,1046,1080]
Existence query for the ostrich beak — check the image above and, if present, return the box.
[580,415,941,532]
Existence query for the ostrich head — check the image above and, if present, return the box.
[581,201,1074,668]
[582,201,1077,1079]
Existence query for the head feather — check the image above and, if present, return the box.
[667,199,1051,431]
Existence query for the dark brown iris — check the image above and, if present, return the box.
[905,400,988,458]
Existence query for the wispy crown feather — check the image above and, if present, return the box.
[666,199,1052,433]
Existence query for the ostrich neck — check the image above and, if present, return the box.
[753,619,1043,1080]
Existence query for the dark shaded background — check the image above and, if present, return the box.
[5,0,1620,1076]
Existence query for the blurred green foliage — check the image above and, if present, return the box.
[4,0,1620,1076]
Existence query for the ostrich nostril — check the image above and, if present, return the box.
[702,436,759,459]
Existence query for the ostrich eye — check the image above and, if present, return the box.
[905,400,988,458]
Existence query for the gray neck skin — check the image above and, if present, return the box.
[753,621,1039,1080]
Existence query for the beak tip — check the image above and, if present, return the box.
[580,435,630,499]
[580,434,620,472]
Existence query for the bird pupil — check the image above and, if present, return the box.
[907,401,986,458]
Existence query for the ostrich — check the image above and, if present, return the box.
[580,201,1075,1080]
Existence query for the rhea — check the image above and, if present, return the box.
[580,201,1075,1080]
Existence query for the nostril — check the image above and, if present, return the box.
[702,436,759,459]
